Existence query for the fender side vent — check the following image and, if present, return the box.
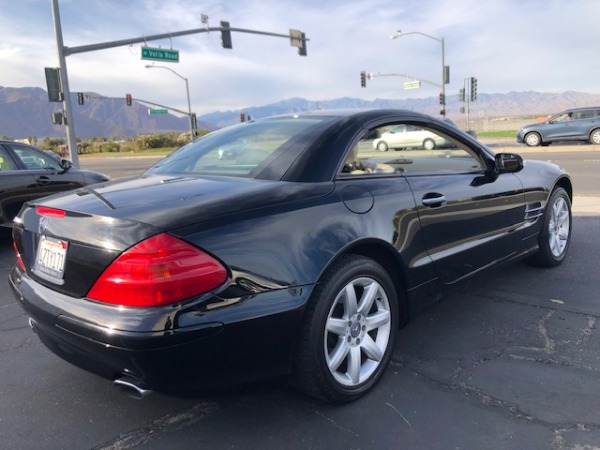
[525,202,543,222]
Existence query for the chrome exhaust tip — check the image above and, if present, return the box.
[114,376,152,399]
[28,317,37,333]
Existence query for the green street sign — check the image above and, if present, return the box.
[141,46,179,63]
[148,108,168,115]
[403,80,421,90]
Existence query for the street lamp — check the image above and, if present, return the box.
[145,64,194,140]
[391,29,447,117]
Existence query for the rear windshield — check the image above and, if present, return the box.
[145,117,328,178]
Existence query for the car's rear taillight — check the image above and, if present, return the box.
[87,233,227,307]
[13,242,25,272]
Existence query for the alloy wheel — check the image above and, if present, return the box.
[548,196,570,258]
[324,277,392,387]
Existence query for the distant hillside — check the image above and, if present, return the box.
[202,91,600,128]
[2,86,600,138]
[0,86,214,139]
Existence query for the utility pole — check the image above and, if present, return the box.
[51,0,79,167]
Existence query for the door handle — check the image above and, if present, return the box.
[36,176,51,185]
[422,193,447,208]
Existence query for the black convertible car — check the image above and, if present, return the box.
[10,110,572,403]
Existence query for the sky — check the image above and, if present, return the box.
[1,0,600,116]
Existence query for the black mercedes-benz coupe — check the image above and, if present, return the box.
[10,110,572,403]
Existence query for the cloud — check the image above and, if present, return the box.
[1,0,600,116]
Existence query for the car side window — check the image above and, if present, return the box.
[575,110,596,120]
[0,147,18,171]
[10,144,62,170]
[340,122,484,176]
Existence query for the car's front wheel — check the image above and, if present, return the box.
[524,132,542,147]
[292,255,398,403]
[589,129,600,145]
[527,187,571,267]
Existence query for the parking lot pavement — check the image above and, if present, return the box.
[0,216,599,449]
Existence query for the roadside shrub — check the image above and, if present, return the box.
[100,142,120,153]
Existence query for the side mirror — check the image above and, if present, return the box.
[495,153,523,173]
[60,159,73,170]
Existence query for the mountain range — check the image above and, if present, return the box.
[2,86,600,139]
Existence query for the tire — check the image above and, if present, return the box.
[377,141,389,152]
[292,255,399,403]
[527,187,572,267]
[423,138,436,150]
[524,132,542,147]
[590,129,600,145]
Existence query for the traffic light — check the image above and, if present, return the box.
[221,21,233,49]
[360,71,366,88]
[470,77,478,101]
[240,113,246,122]
[439,92,445,105]
[126,93,132,106]
[191,113,197,129]
[77,92,85,105]
[290,29,307,56]
[45,67,63,102]
[459,88,465,102]
[51,111,64,125]
[297,32,307,56]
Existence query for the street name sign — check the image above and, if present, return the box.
[403,80,421,89]
[148,108,169,115]
[141,46,179,63]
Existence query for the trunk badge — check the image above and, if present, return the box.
[38,216,49,234]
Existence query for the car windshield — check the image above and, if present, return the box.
[146,117,327,178]
[550,112,572,123]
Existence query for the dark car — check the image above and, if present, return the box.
[516,107,600,146]
[0,140,109,226]
[10,110,572,403]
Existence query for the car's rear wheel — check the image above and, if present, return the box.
[423,138,436,150]
[377,141,389,152]
[524,132,542,147]
[527,187,571,267]
[292,255,398,403]
[589,129,600,145]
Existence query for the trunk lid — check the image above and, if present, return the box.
[14,174,333,298]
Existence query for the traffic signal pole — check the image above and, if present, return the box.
[390,30,448,118]
[50,0,309,166]
[362,72,441,89]
[51,0,79,167]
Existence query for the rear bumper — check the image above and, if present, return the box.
[10,267,310,392]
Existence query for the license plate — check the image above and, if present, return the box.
[35,235,68,280]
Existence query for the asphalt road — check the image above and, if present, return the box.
[1,216,599,449]
[1,144,599,449]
